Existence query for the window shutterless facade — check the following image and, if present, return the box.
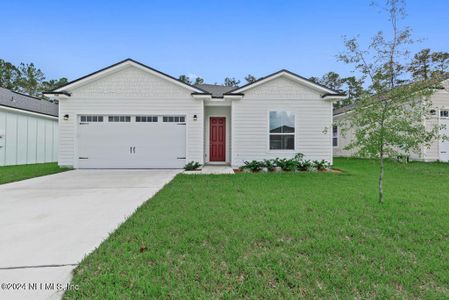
[440,110,449,118]
[269,111,295,150]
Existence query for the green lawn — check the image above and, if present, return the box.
[0,163,69,185]
[65,159,449,299]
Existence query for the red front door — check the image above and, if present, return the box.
[210,117,226,161]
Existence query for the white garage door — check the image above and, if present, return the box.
[77,115,186,168]
[439,110,449,162]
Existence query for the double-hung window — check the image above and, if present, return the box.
[269,111,295,150]
[333,125,338,147]
[441,110,449,118]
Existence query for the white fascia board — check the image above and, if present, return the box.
[55,60,205,94]
[322,95,347,101]
[231,71,337,95]
[0,105,58,120]
[54,62,128,92]
[43,93,70,101]
[205,98,232,106]
[223,95,243,100]
[192,94,212,100]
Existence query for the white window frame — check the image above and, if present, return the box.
[80,115,104,123]
[162,116,185,123]
[136,116,158,122]
[108,115,131,122]
[268,110,295,151]
[332,125,339,147]
[440,109,449,118]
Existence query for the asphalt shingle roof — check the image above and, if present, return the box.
[333,104,355,116]
[0,87,58,117]
[194,84,237,98]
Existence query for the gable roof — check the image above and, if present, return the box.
[225,69,345,97]
[50,58,210,95]
[0,87,58,117]
[194,84,237,98]
[45,59,345,99]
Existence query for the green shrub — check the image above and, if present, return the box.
[298,159,314,171]
[184,161,202,171]
[313,160,331,171]
[240,160,263,172]
[276,158,298,171]
[294,153,304,161]
[239,153,330,173]
[262,159,276,171]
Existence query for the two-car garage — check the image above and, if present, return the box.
[77,115,186,168]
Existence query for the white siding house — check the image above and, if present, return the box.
[231,76,334,166]
[0,88,58,166]
[333,81,449,162]
[45,59,344,169]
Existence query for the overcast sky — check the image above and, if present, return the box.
[2,0,447,84]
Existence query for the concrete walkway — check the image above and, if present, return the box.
[184,165,235,174]
[0,169,180,300]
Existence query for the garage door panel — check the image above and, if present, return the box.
[77,117,186,168]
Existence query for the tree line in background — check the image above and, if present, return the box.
[0,59,68,99]
[1,50,447,105]
[309,48,448,108]
[178,47,447,108]
[177,73,259,87]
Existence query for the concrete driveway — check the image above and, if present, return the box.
[0,169,180,299]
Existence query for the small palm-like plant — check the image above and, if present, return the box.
[262,159,276,172]
[298,160,313,171]
[313,160,330,171]
[184,161,202,171]
[240,160,263,172]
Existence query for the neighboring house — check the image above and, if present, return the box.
[0,87,58,166]
[333,80,449,162]
[44,59,344,169]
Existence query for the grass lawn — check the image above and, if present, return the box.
[65,159,449,299]
[0,163,69,185]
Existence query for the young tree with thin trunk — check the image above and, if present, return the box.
[338,0,443,203]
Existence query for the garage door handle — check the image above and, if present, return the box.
[177,157,186,159]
